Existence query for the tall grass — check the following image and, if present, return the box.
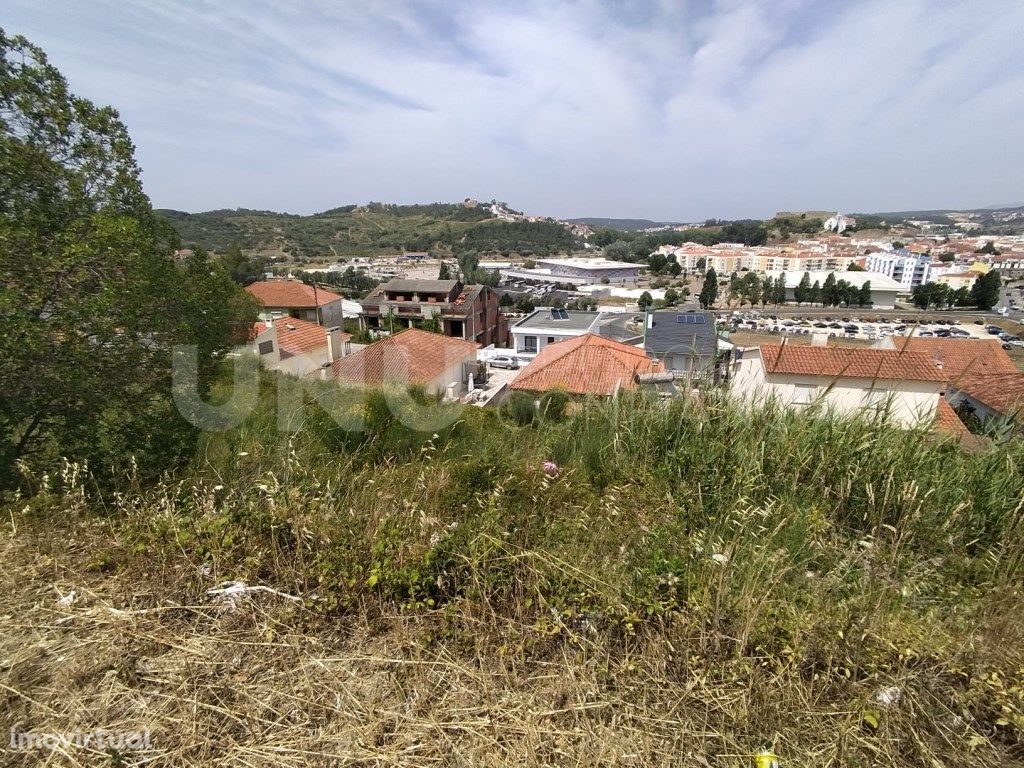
[6,372,1024,765]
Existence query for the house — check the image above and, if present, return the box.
[892,338,1018,383]
[932,272,978,291]
[510,334,661,396]
[730,344,946,427]
[359,279,509,348]
[642,310,719,380]
[325,328,480,398]
[510,308,604,356]
[948,373,1024,426]
[246,278,351,327]
[253,318,351,377]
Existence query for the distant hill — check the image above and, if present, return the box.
[566,217,683,231]
[158,202,578,261]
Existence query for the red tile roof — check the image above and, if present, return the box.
[893,338,1018,382]
[246,279,344,309]
[759,344,945,382]
[255,318,350,357]
[329,328,478,387]
[955,373,1024,418]
[933,398,971,437]
[511,334,661,396]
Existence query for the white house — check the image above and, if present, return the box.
[509,308,604,356]
[253,318,352,377]
[730,344,946,427]
[246,278,353,327]
[326,328,480,398]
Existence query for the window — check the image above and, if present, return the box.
[547,336,555,344]
[524,335,538,353]
[257,340,275,355]
[792,384,817,405]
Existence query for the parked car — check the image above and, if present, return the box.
[488,355,520,370]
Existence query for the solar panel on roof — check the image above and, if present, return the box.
[676,314,706,324]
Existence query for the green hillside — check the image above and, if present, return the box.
[158,202,578,261]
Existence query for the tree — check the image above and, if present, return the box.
[637,291,654,312]
[220,242,265,285]
[663,288,680,306]
[822,273,838,306]
[858,280,873,307]
[438,261,452,280]
[775,273,788,305]
[976,241,1000,256]
[698,268,719,309]
[0,31,255,485]
[667,260,681,277]
[810,280,822,306]
[971,270,1001,311]
[794,272,812,305]
[604,241,631,261]
[847,262,865,271]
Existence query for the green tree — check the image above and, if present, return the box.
[794,272,812,305]
[698,268,719,309]
[637,291,654,312]
[810,280,822,306]
[0,30,254,484]
[976,241,1000,256]
[775,273,788,305]
[604,240,631,261]
[663,288,680,306]
[971,270,1001,310]
[438,261,452,280]
[221,241,265,285]
[858,280,873,307]
[822,273,838,306]
[847,262,865,271]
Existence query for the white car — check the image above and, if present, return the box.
[488,355,520,370]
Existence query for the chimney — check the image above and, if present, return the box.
[326,326,348,363]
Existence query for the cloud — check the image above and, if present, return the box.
[6,0,1023,219]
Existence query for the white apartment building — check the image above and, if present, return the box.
[864,250,932,290]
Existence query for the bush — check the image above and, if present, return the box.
[538,389,571,422]
[501,391,537,426]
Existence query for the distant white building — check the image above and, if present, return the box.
[765,270,904,309]
[823,213,856,234]
[864,250,932,290]
[501,257,641,286]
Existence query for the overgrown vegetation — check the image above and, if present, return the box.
[4,372,1024,765]
[160,205,577,260]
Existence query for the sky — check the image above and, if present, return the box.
[6,0,1024,221]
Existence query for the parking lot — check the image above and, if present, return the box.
[723,310,1024,347]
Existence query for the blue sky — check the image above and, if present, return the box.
[6,0,1023,220]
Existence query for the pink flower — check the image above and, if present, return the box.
[542,460,560,477]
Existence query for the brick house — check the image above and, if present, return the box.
[359,279,509,348]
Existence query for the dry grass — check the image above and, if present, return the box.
[3,507,1023,767]
[4,389,1024,766]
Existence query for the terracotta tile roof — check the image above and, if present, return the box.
[246,279,344,308]
[329,328,478,387]
[258,318,349,357]
[511,334,661,396]
[893,338,1018,383]
[759,344,945,382]
[955,373,1024,418]
[934,398,971,436]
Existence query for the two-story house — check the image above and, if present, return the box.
[359,279,509,348]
